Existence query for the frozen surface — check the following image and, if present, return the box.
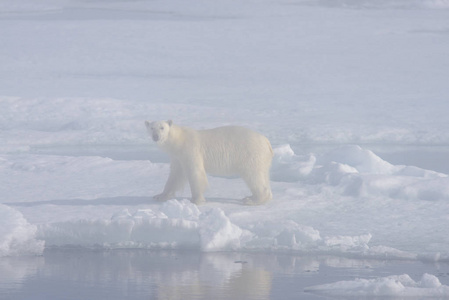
[305,273,449,298]
[2,0,449,147]
[2,143,449,261]
[1,0,449,297]
[0,204,44,257]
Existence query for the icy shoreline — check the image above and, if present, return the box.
[2,144,449,263]
[2,0,449,297]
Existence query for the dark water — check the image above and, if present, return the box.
[31,144,449,175]
[1,249,449,300]
[296,144,449,175]
[371,145,449,175]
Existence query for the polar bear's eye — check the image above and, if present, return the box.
[160,127,164,130]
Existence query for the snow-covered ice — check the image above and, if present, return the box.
[0,204,44,257]
[1,0,449,297]
[305,273,449,298]
[2,142,449,261]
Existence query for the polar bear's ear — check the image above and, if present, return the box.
[145,120,151,128]
[167,120,173,127]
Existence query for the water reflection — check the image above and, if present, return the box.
[1,250,448,300]
[0,256,44,294]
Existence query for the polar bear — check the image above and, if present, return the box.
[145,120,273,205]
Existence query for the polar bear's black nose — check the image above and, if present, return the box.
[152,133,160,142]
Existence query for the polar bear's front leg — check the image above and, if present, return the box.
[185,161,208,205]
[153,159,186,201]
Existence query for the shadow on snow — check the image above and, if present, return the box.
[4,196,242,207]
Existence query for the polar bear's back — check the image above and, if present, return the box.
[198,126,273,176]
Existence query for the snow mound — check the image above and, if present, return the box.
[318,145,396,174]
[0,204,44,256]
[39,200,200,250]
[271,144,316,182]
[160,198,201,220]
[35,199,412,257]
[305,273,449,298]
[199,208,249,251]
[38,200,249,252]
[272,144,449,200]
[247,219,415,259]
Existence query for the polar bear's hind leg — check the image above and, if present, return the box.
[242,169,272,205]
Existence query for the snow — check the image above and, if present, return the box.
[0,204,44,257]
[305,273,449,298]
[1,0,449,296]
[2,143,449,262]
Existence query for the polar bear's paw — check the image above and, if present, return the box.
[191,196,206,206]
[153,192,174,202]
[243,196,269,206]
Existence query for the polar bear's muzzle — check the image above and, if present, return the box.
[152,133,160,142]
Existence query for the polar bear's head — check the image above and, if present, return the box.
[145,120,173,144]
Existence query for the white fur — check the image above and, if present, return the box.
[145,120,273,205]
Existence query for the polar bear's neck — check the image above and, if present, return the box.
[161,124,187,155]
